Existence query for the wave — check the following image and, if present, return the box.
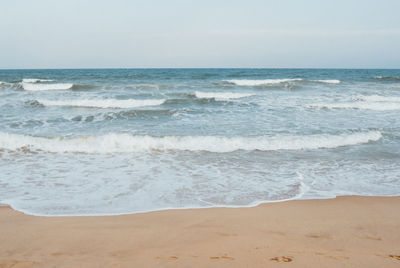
[125,84,163,90]
[37,99,166,109]
[224,79,303,86]
[194,91,255,100]
[0,81,13,87]
[0,131,382,153]
[22,83,74,91]
[374,76,400,82]
[22,78,55,83]
[354,95,400,102]
[313,79,341,84]
[309,102,400,111]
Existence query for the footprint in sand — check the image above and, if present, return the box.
[218,233,238,237]
[389,255,400,260]
[0,260,36,268]
[324,255,349,260]
[306,233,331,239]
[210,255,235,261]
[359,235,382,241]
[270,256,293,262]
[155,256,178,261]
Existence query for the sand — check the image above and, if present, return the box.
[0,196,400,267]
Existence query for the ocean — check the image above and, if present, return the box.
[0,68,399,216]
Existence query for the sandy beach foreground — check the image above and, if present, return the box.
[1,196,399,267]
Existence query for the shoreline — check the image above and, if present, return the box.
[1,196,400,267]
[1,193,396,217]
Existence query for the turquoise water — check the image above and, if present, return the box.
[0,69,399,215]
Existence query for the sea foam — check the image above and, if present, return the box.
[310,94,400,111]
[0,131,382,153]
[355,95,400,102]
[37,99,166,109]
[22,78,55,83]
[309,102,400,111]
[225,79,303,86]
[313,79,341,84]
[194,91,255,100]
[22,83,74,91]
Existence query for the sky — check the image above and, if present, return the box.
[1,0,400,69]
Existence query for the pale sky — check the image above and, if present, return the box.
[1,0,400,69]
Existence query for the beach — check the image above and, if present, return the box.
[1,69,400,217]
[1,196,399,267]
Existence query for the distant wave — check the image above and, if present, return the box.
[0,131,382,153]
[224,78,340,86]
[309,102,400,111]
[374,76,400,82]
[312,79,341,84]
[22,78,55,83]
[22,83,74,91]
[125,84,163,90]
[37,99,166,109]
[225,79,303,86]
[194,91,255,100]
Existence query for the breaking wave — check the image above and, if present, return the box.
[309,102,400,111]
[22,78,55,83]
[374,76,400,82]
[224,78,340,86]
[194,91,255,100]
[37,99,166,109]
[225,79,303,86]
[0,131,382,153]
[313,79,341,84]
[309,94,400,110]
[354,95,400,102]
[22,83,74,91]
[0,82,8,88]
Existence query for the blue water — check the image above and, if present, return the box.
[0,69,399,216]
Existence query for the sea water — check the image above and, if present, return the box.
[0,68,399,216]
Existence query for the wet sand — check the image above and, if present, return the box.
[0,196,399,267]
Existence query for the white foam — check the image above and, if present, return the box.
[225,79,303,86]
[309,102,400,111]
[355,95,400,102]
[22,78,55,83]
[0,131,382,153]
[194,91,255,100]
[37,99,166,109]
[22,83,74,91]
[313,79,341,84]
[0,81,11,86]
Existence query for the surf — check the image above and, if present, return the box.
[0,131,382,153]
[37,99,166,109]
[194,91,255,100]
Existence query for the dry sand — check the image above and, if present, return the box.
[0,196,400,267]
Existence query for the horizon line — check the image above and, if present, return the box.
[1,67,400,71]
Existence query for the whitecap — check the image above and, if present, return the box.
[22,83,74,91]
[225,78,303,86]
[313,79,341,84]
[194,91,255,100]
[0,131,382,153]
[354,95,400,102]
[37,99,166,109]
[309,102,400,111]
[22,78,55,83]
